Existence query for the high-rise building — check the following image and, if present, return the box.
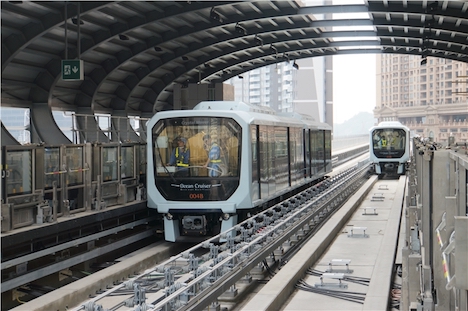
[1,107,31,144]
[227,0,334,126]
[375,54,468,144]
[228,63,294,111]
[228,56,332,125]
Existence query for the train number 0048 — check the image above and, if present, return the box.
[189,193,204,199]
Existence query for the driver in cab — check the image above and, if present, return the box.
[167,137,190,176]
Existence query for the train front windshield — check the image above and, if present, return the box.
[371,128,406,158]
[152,116,241,201]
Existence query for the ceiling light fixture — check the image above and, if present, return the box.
[270,44,278,56]
[72,17,84,25]
[420,56,427,66]
[293,60,299,70]
[210,8,222,22]
[428,1,438,12]
[235,23,247,35]
[255,35,263,47]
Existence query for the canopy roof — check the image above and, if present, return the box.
[2,1,467,116]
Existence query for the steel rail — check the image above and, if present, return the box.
[170,162,370,311]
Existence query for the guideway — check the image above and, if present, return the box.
[11,159,370,311]
[242,176,406,311]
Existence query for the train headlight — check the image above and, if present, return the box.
[222,213,230,221]
[165,213,173,220]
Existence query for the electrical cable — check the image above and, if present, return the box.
[307,268,371,286]
[296,279,366,304]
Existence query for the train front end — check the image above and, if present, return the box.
[370,122,410,175]
[147,111,245,242]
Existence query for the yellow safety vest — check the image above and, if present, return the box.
[209,143,222,163]
[175,148,189,167]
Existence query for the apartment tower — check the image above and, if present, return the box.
[375,54,468,144]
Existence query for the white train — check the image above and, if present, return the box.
[147,101,332,242]
[369,121,410,176]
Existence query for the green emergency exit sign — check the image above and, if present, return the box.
[62,60,84,80]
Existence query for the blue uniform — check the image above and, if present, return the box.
[168,147,190,168]
[168,138,190,176]
[207,143,222,177]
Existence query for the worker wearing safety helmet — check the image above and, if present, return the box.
[167,137,190,176]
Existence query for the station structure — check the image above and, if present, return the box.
[2,1,468,310]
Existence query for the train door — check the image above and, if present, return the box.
[304,129,311,179]
[317,130,326,174]
[289,128,298,186]
[289,127,302,186]
[267,126,276,197]
[310,130,319,176]
[274,126,288,192]
[258,125,269,199]
[251,125,260,201]
[325,130,332,172]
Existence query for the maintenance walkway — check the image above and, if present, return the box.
[241,175,406,311]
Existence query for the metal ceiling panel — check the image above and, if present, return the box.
[1,0,467,117]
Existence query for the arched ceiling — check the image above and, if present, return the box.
[2,0,468,116]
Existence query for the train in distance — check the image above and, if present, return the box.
[146,101,333,242]
[369,121,411,177]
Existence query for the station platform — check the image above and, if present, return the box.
[1,201,148,246]
[0,200,155,302]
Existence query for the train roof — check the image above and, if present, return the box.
[195,101,330,130]
[195,101,304,128]
[150,101,330,130]
[194,101,276,115]
[278,112,332,130]
[370,121,409,131]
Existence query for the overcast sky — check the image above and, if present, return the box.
[332,54,376,124]
[326,0,377,124]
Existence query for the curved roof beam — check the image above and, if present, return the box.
[1,1,467,116]
[47,2,230,111]
[141,18,467,108]
[48,2,300,112]
[103,4,467,111]
[1,1,107,71]
[175,38,462,84]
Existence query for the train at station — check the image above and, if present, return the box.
[147,101,332,242]
[369,121,411,176]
